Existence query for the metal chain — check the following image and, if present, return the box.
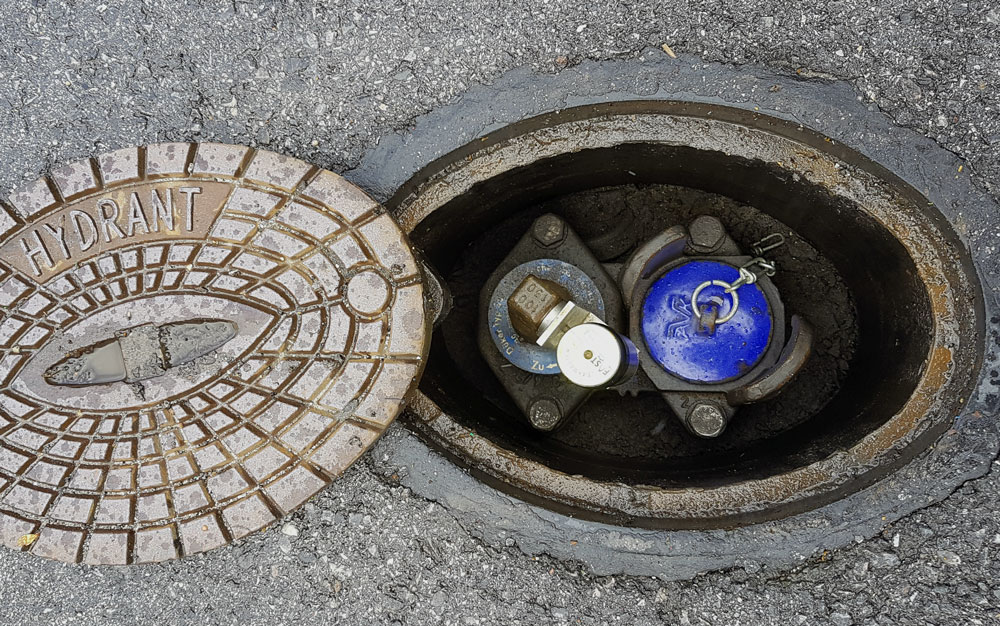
[725,257,777,293]
[690,232,786,328]
[751,233,785,257]
[724,234,785,293]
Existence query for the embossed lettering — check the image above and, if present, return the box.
[179,187,202,231]
[149,188,174,232]
[41,220,71,260]
[70,210,98,252]
[125,191,149,237]
[19,230,53,276]
[97,199,126,243]
[126,192,151,237]
[0,181,226,283]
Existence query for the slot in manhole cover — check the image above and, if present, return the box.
[0,143,428,564]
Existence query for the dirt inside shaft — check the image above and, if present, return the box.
[437,183,858,481]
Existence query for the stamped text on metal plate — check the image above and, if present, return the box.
[0,143,429,565]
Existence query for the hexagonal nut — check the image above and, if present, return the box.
[528,398,562,431]
[687,402,727,438]
[687,215,726,253]
[532,214,567,247]
[507,275,571,341]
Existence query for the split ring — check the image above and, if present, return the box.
[690,279,739,324]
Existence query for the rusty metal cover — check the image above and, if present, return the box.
[0,143,429,564]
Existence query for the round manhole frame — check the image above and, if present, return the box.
[384,100,985,529]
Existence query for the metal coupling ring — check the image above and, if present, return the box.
[690,279,739,324]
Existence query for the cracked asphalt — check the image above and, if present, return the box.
[1,1,999,624]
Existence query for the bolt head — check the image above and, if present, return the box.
[687,402,726,437]
[528,398,562,431]
[687,215,726,252]
[532,214,566,247]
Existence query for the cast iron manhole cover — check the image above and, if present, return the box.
[0,143,428,564]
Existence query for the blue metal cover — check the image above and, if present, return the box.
[641,260,772,383]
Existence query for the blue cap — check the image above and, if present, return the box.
[641,260,772,383]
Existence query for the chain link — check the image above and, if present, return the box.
[689,232,786,329]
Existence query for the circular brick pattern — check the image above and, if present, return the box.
[0,143,429,564]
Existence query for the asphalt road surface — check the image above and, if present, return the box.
[1,1,999,625]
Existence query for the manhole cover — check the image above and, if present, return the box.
[0,143,428,564]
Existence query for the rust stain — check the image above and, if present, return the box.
[854,345,954,462]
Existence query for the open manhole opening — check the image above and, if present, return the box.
[391,101,983,529]
[430,181,862,481]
